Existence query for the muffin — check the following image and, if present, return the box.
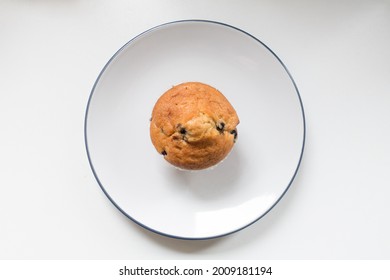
[150,82,239,170]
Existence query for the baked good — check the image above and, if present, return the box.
[149,82,239,170]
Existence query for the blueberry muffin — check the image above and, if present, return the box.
[150,82,239,170]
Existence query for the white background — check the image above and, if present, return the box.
[1,0,389,259]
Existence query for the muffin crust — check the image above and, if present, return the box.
[150,82,239,170]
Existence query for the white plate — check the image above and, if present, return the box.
[85,20,305,239]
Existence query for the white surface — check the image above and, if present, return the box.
[0,0,389,259]
[85,20,305,239]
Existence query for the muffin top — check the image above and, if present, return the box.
[150,82,239,170]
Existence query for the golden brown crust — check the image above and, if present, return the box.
[150,82,239,170]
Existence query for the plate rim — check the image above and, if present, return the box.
[84,19,306,240]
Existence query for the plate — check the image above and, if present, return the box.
[85,20,305,239]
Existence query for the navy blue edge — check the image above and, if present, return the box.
[84,19,306,240]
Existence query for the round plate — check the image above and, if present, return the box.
[85,20,305,239]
